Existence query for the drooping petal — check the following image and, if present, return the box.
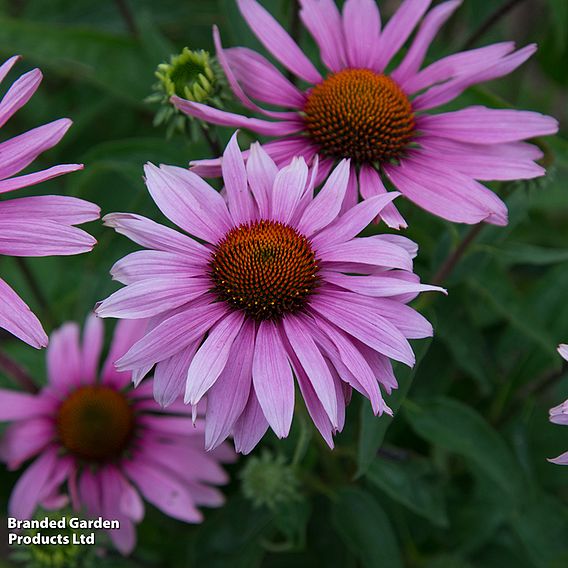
[252,321,294,438]
[0,277,47,348]
[0,389,54,421]
[0,195,99,225]
[205,320,255,451]
[0,164,83,194]
[233,388,269,454]
[184,311,246,405]
[0,417,54,469]
[270,157,309,224]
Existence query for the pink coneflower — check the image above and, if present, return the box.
[0,315,234,554]
[172,0,558,228]
[0,56,98,348]
[96,133,444,453]
[549,344,568,465]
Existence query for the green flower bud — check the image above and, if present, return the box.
[240,451,301,511]
[148,48,227,138]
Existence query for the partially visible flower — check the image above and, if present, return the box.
[549,344,568,465]
[173,0,558,228]
[0,55,99,348]
[96,133,444,453]
[147,48,227,137]
[0,315,234,555]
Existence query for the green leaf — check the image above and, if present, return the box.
[331,487,403,568]
[357,337,432,476]
[404,397,524,500]
[366,456,449,527]
[0,17,153,104]
[495,242,568,266]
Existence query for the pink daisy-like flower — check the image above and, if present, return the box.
[172,0,558,229]
[0,56,99,348]
[549,344,568,465]
[96,133,444,453]
[0,315,234,554]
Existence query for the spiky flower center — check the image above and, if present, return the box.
[303,68,415,163]
[210,220,319,321]
[56,386,135,462]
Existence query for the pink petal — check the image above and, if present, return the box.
[392,1,461,84]
[225,46,306,108]
[299,0,346,72]
[237,0,322,84]
[283,315,338,427]
[0,119,73,181]
[172,96,303,136]
[558,344,568,362]
[297,159,350,236]
[111,250,203,285]
[0,220,96,256]
[144,163,231,243]
[342,0,381,68]
[153,342,200,407]
[184,311,246,405]
[311,192,400,249]
[0,417,54,469]
[123,457,203,523]
[0,164,83,193]
[418,106,559,144]
[358,165,406,229]
[223,131,256,224]
[246,142,278,218]
[103,213,210,262]
[252,321,294,438]
[319,237,413,270]
[115,302,227,371]
[0,277,47,348]
[374,0,432,72]
[233,389,269,454]
[96,278,209,319]
[0,55,20,84]
[271,157,308,223]
[47,323,82,391]
[0,195,99,224]
[310,290,415,366]
[205,320,255,451]
[0,389,53,421]
[81,314,104,384]
[0,68,42,128]
[102,319,147,387]
[9,448,71,519]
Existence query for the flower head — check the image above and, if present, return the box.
[0,56,99,348]
[549,344,568,466]
[0,315,234,555]
[172,0,558,228]
[97,133,443,453]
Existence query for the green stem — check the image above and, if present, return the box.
[0,349,38,393]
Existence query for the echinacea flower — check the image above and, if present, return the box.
[549,344,568,465]
[0,315,234,554]
[0,56,99,348]
[173,0,558,228]
[96,133,444,453]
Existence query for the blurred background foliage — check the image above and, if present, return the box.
[0,0,567,566]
